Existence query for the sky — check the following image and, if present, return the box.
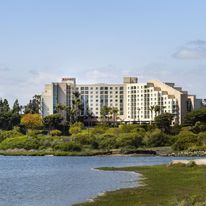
[0,0,206,105]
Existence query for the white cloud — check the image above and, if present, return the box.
[0,62,205,107]
[0,69,63,105]
[173,40,206,60]
[77,65,138,84]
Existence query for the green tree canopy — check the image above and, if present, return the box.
[12,99,22,113]
[24,95,41,114]
[184,107,206,126]
[43,114,63,131]
[0,99,21,130]
[155,113,174,133]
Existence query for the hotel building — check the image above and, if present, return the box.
[41,77,202,125]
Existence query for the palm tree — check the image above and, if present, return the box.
[154,105,161,117]
[110,107,119,124]
[161,106,166,114]
[149,105,155,125]
[87,108,93,122]
[100,106,111,124]
[137,107,141,124]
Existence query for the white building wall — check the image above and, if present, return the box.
[41,77,201,125]
[76,84,125,120]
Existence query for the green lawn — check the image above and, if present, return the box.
[75,164,206,206]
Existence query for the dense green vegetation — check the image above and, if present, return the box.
[75,164,206,206]
[0,95,206,155]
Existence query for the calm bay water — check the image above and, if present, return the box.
[0,156,198,206]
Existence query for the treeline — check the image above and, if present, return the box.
[0,95,206,154]
[0,95,41,131]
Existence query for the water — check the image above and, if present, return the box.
[0,156,200,206]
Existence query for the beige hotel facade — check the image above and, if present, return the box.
[41,77,202,125]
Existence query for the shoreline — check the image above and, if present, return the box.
[0,148,206,157]
[0,148,157,156]
[80,169,140,206]
[74,163,206,206]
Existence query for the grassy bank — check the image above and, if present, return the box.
[1,147,205,156]
[0,149,114,156]
[0,148,158,156]
[75,164,206,206]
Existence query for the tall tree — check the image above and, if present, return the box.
[100,106,111,124]
[154,105,161,117]
[43,114,63,131]
[12,99,22,113]
[110,107,119,123]
[24,95,41,114]
[1,99,10,112]
[149,105,155,125]
[0,99,21,130]
[71,91,82,123]
[0,99,3,113]
[184,107,206,125]
[137,107,141,124]
[54,104,73,125]
[155,113,174,133]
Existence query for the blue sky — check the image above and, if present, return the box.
[0,0,206,104]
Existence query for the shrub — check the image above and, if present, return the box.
[73,131,93,145]
[198,132,206,145]
[172,131,200,151]
[54,142,82,152]
[192,121,206,134]
[0,129,22,142]
[116,133,144,148]
[38,135,62,149]
[181,126,192,132]
[188,145,206,152]
[170,196,206,206]
[0,136,40,150]
[119,124,142,133]
[27,129,48,137]
[144,129,170,147]
[170,124,181,135]
[90,125,108,135]
[69,122,84,135]
[90,138,99,149]
[97,134,117,150]
[105,128,121,136]
[50,130,62,136]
